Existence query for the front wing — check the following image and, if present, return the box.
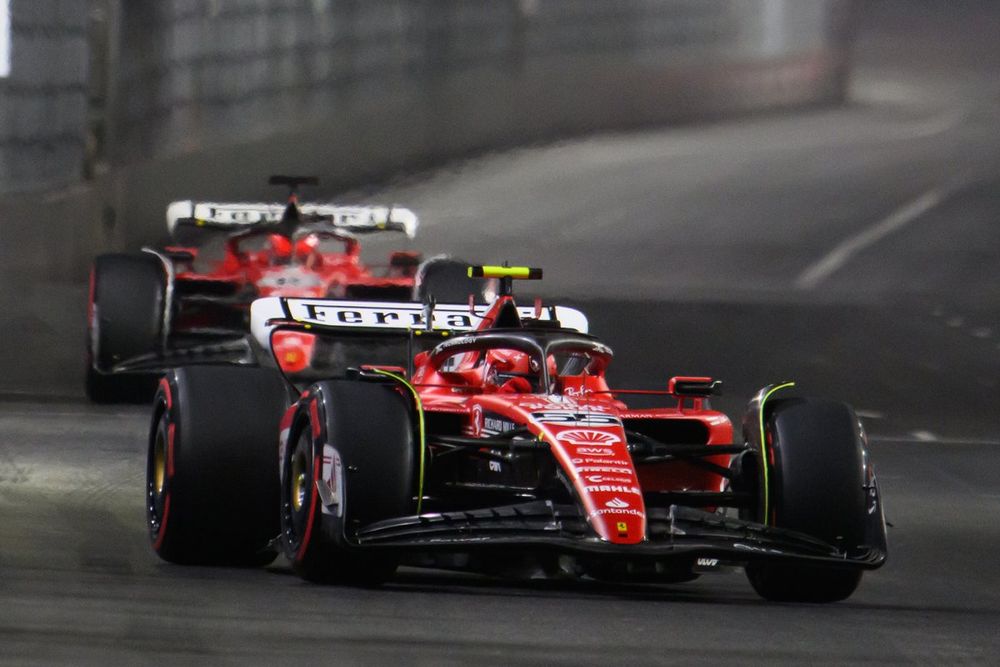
[351,501,886,569]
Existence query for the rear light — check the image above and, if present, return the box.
[277,348,309,374]
[273,332,315,374]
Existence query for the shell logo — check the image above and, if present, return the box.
[558,429,620,446]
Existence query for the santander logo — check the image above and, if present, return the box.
[558,429,621,446]
[605,497,630,509]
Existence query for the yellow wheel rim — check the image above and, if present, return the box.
[291,450,308,513]
[153,429,166,495]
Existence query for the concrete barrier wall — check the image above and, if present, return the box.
[111,0,853,167]
[0,0,855,281]
[100,0,853,248]
[111,1,736,163]
[0,0,89,192]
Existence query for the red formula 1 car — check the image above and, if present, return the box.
[86,176,478,402]
[145,266,887,602]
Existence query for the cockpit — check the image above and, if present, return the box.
[422,330,614,396]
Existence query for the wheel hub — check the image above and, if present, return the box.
[153,429,166,495]
[291,451,308,513]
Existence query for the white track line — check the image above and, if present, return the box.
[795,187,950,290]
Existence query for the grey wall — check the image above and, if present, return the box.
[0,0,855,282]
[110,0,854,168]
[0,0,89,192]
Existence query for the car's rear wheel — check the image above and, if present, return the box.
[744,397,868,602]
[281,379,415,585]
[86,253,166,403]
[147,366,288,565]
[414,257,488,304]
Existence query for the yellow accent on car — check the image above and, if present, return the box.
[760,381,795,524]
[467,265,543,280]
[371,369,427,515]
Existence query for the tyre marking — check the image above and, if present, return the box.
[159,377,173,410]
[760,381,795,525]
[153,494,171,552]
[295,454,322,564]
[371,369,426,515]
[167,423,176,477]
[309,399,321,439]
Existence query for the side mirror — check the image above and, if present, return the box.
[668,376,723,397]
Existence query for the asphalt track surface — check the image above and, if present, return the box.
[2,1,1000,664]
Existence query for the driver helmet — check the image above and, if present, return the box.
[268,234,293,260]
[294,234,320,260]
[485,349,541,393]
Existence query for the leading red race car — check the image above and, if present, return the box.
[86,176,477,401]
[145,266,887,602]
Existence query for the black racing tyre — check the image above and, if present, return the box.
[414,257,486,304]
[745,398,867,603]
[86,253,166,403]
[281,380,415,585]
[147,366,289,565]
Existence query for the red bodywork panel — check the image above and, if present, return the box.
[170,237,417,300]
[166,238,418,372]
[401,295,734,545]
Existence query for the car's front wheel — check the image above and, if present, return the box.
[743,397,873,602]
[281,379,416,585]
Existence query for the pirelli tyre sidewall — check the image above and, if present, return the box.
[86,253,166,403]
[147,367,287,566]
[281,379,415,585]
[746,397,871,602]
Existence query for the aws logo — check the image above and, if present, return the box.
[574,447,615,456]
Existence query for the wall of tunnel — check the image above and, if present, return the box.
[0,0,855,282]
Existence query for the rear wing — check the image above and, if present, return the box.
[166,201,418,238]
[250,297,588,351]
